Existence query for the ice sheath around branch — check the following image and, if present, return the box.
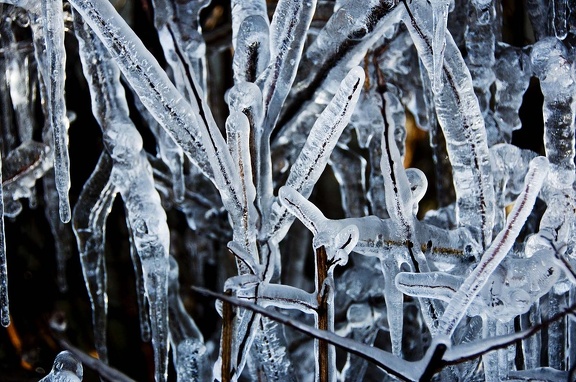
[439,156,549,337]
[402,0,495,248]
[267,66,364,242]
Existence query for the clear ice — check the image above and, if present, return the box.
[1,0,576,381]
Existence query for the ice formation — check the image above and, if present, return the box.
[1,0,576,381]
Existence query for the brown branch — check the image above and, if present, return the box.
[316,246,329,382]
[221,289,233,382]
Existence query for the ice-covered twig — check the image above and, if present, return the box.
[257,0,316,133]
[402,0,495,248]
[267,66,364,243]
[430,0,450,94]
[439,156,549,337]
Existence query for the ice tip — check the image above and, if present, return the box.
[346,66,366,84]
[1,313,10,328]
[529,155,549,173]
[59,200,71,223]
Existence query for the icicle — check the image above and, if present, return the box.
[430,0,450,94]
[168,257,206,382]
[74,13,171,381]
[465,0,497,144]
[439,156,548,337]
[39,351,83,382]
[72,152,116,363]
[41,0,71,223]
[328,144,368,218]
[493,44,531,143]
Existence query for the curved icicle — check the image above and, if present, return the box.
[72,152,117,363]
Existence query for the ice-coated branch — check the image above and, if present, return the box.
[402,0,495,248]
[267,66,364,243]
[69,0,245,217]
[257,0,316,133]
[439,156,548,337]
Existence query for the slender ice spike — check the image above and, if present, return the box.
[439,156,549,337]
[132,95,185,203]
[328,145,368,218]
[74,13,170,381]
[494,44,531,142]
[41,0,71,223]
[72,152,117,363]
[553,0,568,40]
[126,218,151,343]
[39,350,83,382]
[430,0,450,94]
